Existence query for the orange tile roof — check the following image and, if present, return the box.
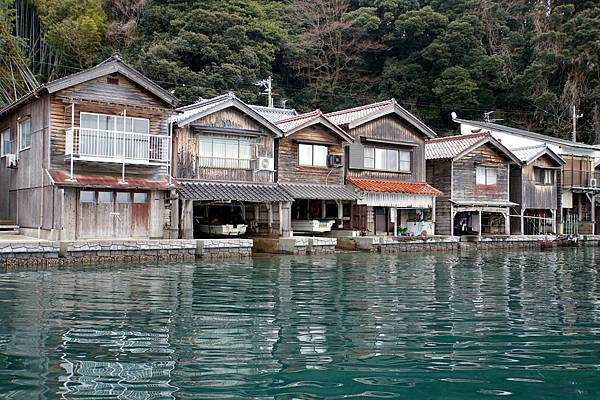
[348,178,443,196]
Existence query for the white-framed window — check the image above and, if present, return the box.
[80,112,149,135]
[198,137,254,169]
[18,118,31,151]
[364,146,411,172]
[535,168,554,185]
[476,166,497,185]
[1,128,10,156]
[299,143,328,167]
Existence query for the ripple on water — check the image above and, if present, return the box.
[0,250,599,399]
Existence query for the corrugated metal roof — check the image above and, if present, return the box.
[509,145,564,165]
[250,105,297,122]
[325,99,394,126]
[280,183,358,200]
[48,169,175,190]
[170,94,232,123]
[348,178,443,196]
[425,132,491,160]
[179,181,293,202]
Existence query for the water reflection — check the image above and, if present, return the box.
[0,250,599,399]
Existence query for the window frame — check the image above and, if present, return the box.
[475,166,498,185]
[298,143,328,167]
[18,118,31,152]
[197,136,254,169]
[1,128,10,157]
[534,168,554,186]
[363,146,411,172]
[80,112,150,135]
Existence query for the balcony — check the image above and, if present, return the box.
[562,169,600,189]
[65,128,170,165]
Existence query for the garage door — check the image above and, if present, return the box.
[77,190,150,239]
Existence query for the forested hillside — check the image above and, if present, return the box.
[1,0,599,141]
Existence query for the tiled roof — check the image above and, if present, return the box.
[347,178,443,196]
[280,183,358,200]
[48,169,176,190]
[170,93,232,123]
[251,105,297,122]
[325,99,394,126]
[179,181,293,202]
[425,132,491,160]
[275,110,322,132]
[510,145,564,165]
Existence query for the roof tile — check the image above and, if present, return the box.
[179,181,293,202]
[425,132,491,160]
[347,178,443,196]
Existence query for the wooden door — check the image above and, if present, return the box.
[78,190,97,238]
[352,204,368,231]
[96,191,115,238]
[114,192,132,238]
[375,207,388,234]
[131,192,150,237]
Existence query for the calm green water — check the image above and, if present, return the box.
[1,250,600,399]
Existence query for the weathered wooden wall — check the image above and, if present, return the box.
[426,159,452,235]
[346,115,426,182]
[452,144,510,203]
[174,107,276,183]
[277,124,344,185]
[520,155,558,210]
[0,93,50,229]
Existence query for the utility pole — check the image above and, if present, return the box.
[256,76,274,108]
[572,104,583,142]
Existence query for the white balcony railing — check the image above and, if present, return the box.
[65,127,170,165]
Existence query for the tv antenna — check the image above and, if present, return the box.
[255,76,277,108]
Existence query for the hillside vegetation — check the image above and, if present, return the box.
[1,0,599,141]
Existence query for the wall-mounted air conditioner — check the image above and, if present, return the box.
[590,178,597,187]
[257,157,275,171]
[328,154,343,167]
[5,154,17,169]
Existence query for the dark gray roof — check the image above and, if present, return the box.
[280,183,358,200]
[179,181,293,202]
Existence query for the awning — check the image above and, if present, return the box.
[451,200,518,207]
[348,178,443,196]
[280,183,358,201]
[47,169,176,190]
[179,181,293,202]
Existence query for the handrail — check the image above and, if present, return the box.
[65,127,170,165]
[562,168,600,188]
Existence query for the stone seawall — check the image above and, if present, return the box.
[197,239,253,258]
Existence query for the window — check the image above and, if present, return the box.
[98,192,113,203]
[116,192,131,203]
[476,166,497,185]
[198,137,253,169]
[19,118,31,151]
[535,168,554,185]
[1,129,10,156]
[364,146,411,172]
[80,112,149,135]
[80,191,95,203]
[133,193,148,203]
[299,144,328,167]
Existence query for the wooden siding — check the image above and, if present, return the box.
[452,144,510,203]
[173,107,275,183]
[513,155,558,210]
[346,114,426,182]
[426,159,452,235]
[277,124,344,185]
[0,93,51,226]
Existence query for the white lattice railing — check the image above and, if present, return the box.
[65,127,170,165]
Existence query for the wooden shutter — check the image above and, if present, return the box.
[348,142,364,170]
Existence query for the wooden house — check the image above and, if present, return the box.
[454,118,600,234]
[272,110,358,233]
[170,93,294,239]
[324,99,442,236]
[425,133,521,236]
[0,55,179,240]
[509,145,565,234]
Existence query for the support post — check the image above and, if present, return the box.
[267,202,274,234]
[321,200,327,219]
[278,201,283,236]
[505,211,510,235]
[170,189,179,239]
[120,109,127,184]
[181,200,193,239]
[68,102,75,181]
[478,209,482,239]
[254,204,260,233]
[281,201,292,238]
[391,207,397,237]
[520,209,525,235]
[592,194,596,235]
[336,200,343,228]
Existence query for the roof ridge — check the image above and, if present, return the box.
[275,109,321,124]
[510,144,548,151]
[427,132,489,143]
[325,99,394,117]
[177,94,232,111]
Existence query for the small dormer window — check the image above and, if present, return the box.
[107,76,119,85]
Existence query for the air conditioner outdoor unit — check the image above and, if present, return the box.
[328,154,343,167]
[590,178,597,187]
[5,154,17,169]
[257,157,274,171]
